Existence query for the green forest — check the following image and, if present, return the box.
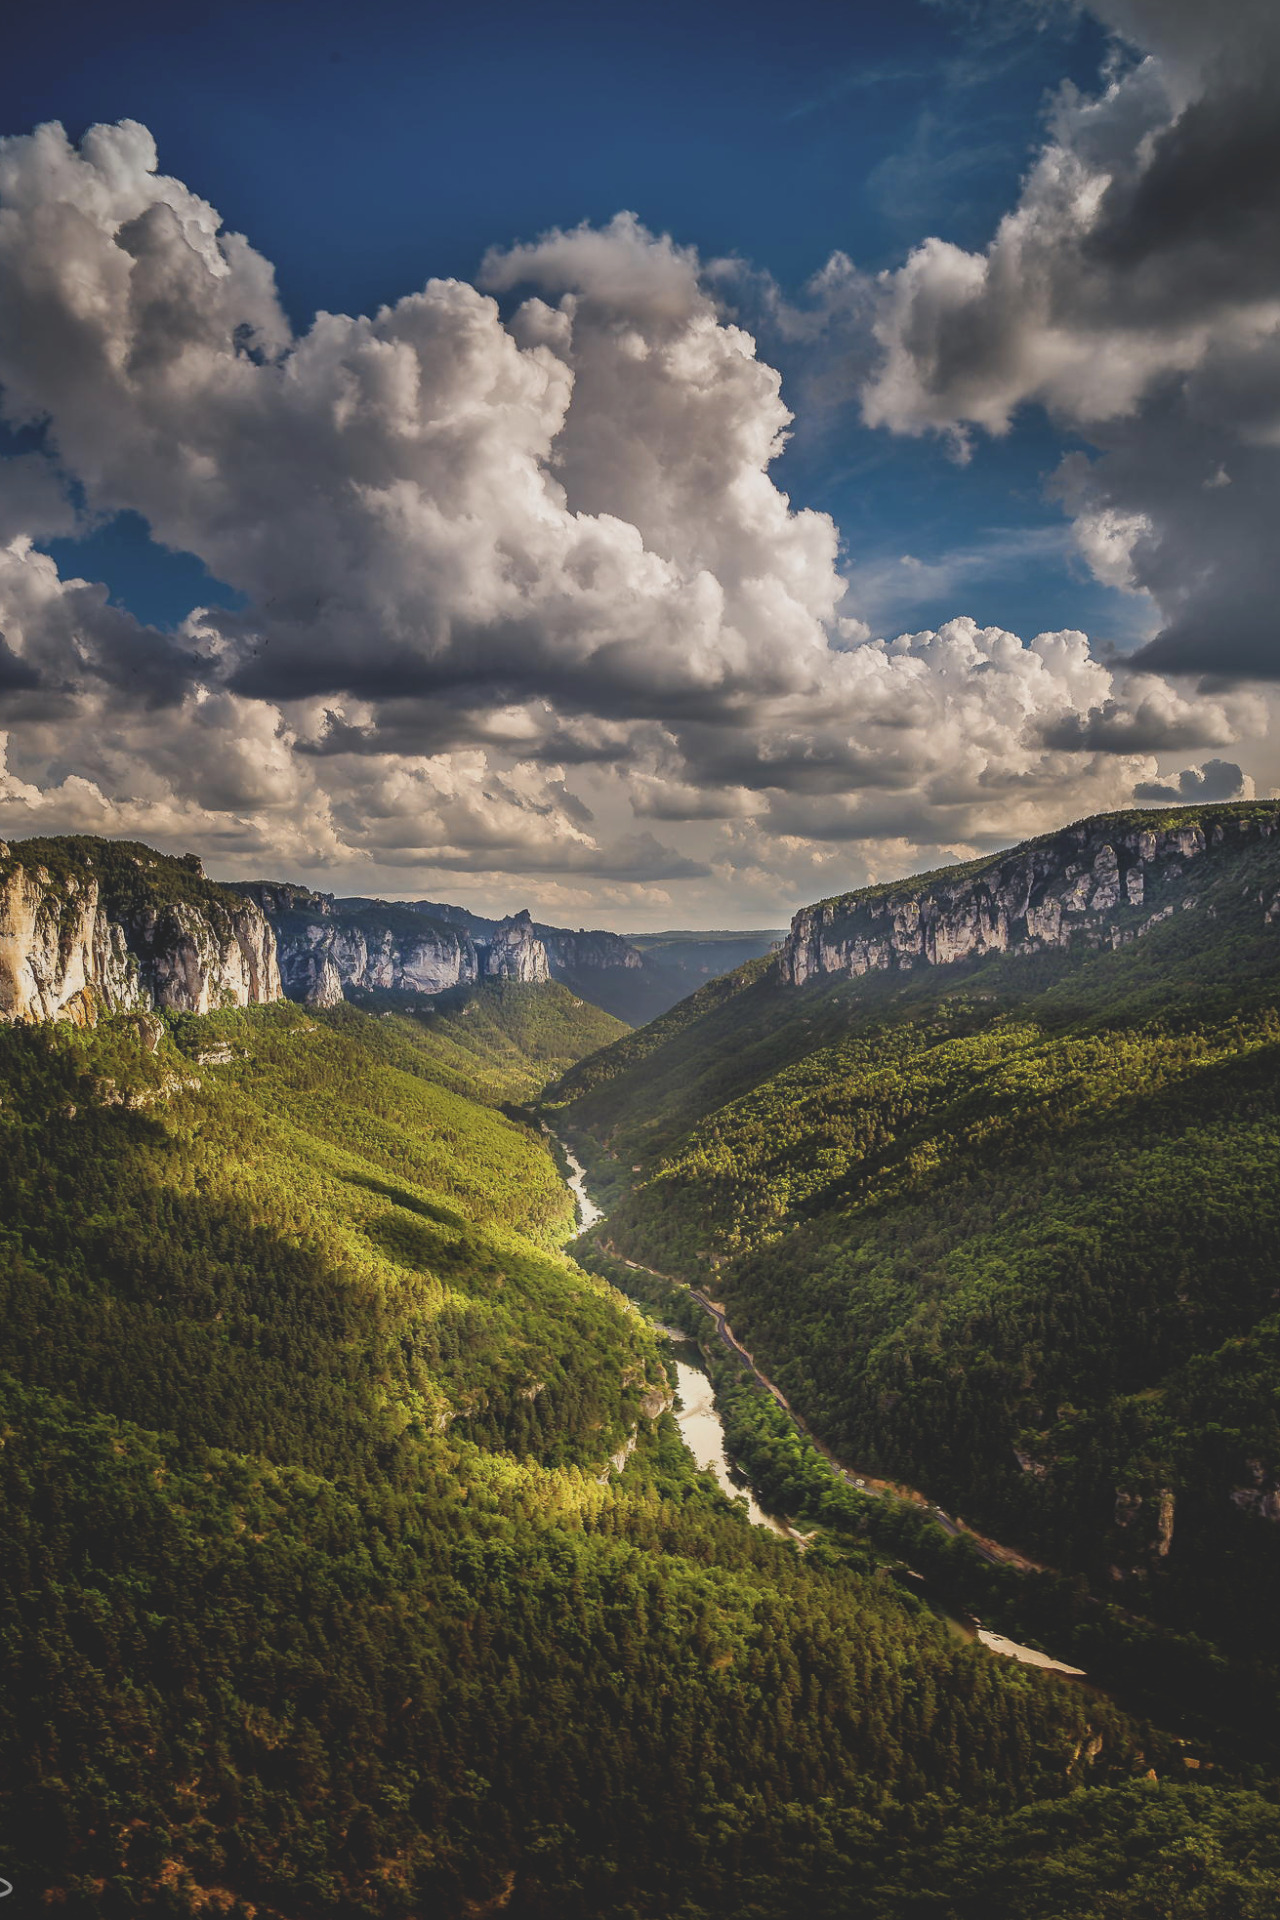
[551,807,1280,1774]
[3,825,1280,1913]
[343,977,628,1106]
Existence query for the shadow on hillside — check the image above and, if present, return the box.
[341,1169,467,1230]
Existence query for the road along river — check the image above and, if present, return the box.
[547,1126,1085,1678]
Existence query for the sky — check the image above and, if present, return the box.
[0,0,1276,928]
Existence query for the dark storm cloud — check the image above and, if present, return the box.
[1088,84,1280,307]
[857,0,1280,681]
[1039,682,1240,753]
[1133,758,1246,804]
[0,633,39,691]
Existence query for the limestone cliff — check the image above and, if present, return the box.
[234,887,553,1005]
[780,804,1280,987]
[335,897,646,989]
[239,884,766,1023]
[536,925,643,977]
[0,837,281,1026]
[232,885,483,1008]
[483,910,551,983]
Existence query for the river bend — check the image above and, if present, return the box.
[548,1125,1083,1676]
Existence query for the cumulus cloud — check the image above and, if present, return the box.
[852,0,1280,678]
[0,133,840,728]
[0,536,707,886]
[0,115,1270,918]
[1133,758,1250,805]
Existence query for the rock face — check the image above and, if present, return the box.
[342,896,646,981]
[235,887,553,1005]
[537,926,643,977]
[233,885,484,1009]
[779,805,1280,987]
[483,910,551,983]
[0,838,281,1026]
[237,884,773,1022]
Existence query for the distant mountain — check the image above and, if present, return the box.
[621,928,787,1019]
[549,801,1280,1726]
[234,880,782,1024]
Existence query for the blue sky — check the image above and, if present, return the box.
[11,0,1120,642]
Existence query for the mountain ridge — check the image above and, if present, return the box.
[780,801,1280,986]
[232,879,781,1023]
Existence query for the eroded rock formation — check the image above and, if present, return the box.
[780,806,1280,986]
[233,885,483,1008]
[0,838,281,1025]
[234,886,553,1005]
[483,910,551,983]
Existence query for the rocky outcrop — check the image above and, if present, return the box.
[780,804,1280,987]
[232,884,482,1008]
[536,926,643,976]
[234,886,553,1005]
[240,882,773,1021]
[483,910,550,983]
[0,837,281,1026]
[1230,1457,1280,1522]
[239,883,773,1022]
[336,896,643,982]
[639,1383,675,1421]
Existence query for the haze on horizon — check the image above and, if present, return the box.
[1,0,1277,932]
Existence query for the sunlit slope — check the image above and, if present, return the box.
[344,976,630,1104]
[0,1000,655,1469]
[549,824,1280,1663]
[0,998,1188,1918]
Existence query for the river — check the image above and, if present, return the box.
[669,1354,790,1537]
[548,1126,1083,1675]
[553,1132,788,1533]
[558,1135,604,1231]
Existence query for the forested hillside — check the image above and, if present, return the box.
[550,803,1280,1734]
[344,977,628,1104]
[1,899,1276,1912]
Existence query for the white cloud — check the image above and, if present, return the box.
[0,116,1271,923]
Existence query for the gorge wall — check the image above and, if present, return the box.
[536,925,642,979]
[780,805,1280,986]
[235,886,773,1023]
[0,837,281,1026]
[233,886,551,1006]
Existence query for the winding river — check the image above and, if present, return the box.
[669,1356,790,1536]
[557,1132,788,1532]
[551,1127,1083,1675]
[559,1136,604,1231]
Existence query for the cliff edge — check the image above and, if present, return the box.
[780,802,1280,986]
[0,836,281,1025]
[231,887,553,1006]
